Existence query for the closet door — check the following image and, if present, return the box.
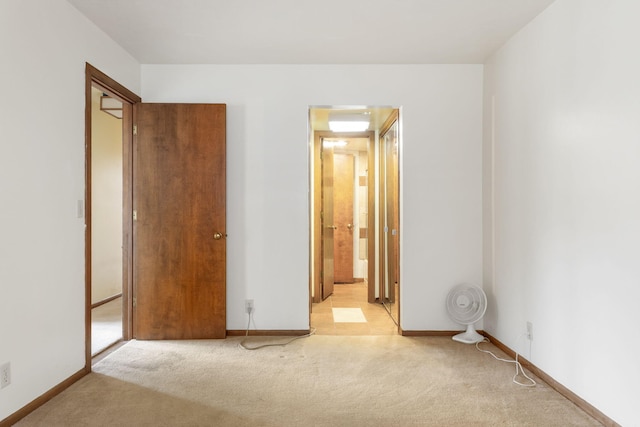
[133,103,226,339]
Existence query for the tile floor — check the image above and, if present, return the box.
[311,282,398,335]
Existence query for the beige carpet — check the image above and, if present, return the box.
[16,336,600,426]
[91,297,122,356]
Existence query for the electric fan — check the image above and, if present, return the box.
[446,284,487,344]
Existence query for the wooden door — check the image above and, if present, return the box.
[133,103,226,339]
[333,153,354,283]
[321,144,335,300]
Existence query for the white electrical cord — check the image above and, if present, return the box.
[476,334,537,387]
[238,308,316,351]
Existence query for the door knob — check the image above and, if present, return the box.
[347,223,353,230]
[213,232,224,240]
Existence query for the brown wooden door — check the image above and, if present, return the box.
[333,153,354,283]
[321,144,335,300]
[133,103,226,339]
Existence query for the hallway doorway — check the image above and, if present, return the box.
[89,85,124,355]
[310,283,396,335]
[309,106,401,334]
[85,64,140,366]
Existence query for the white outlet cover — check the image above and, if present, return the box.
[0,362,10,388]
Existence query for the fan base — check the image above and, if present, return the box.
[452,327,484,344]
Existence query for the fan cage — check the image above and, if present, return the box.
[446,284,487,325]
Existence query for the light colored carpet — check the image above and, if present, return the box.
[16,336,600,426]
[332,307,367,323]
[91,298,122,355]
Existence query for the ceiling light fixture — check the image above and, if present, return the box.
[100,93,123,119]
[328,113,370,132]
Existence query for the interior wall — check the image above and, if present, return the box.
[141,64,483,333]
[91,88,123,304]
[483,1,640,425]
[0,0,139,420]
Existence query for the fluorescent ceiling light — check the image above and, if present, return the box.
[328,113,370,132]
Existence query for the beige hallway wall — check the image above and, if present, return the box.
[91,87,123,304]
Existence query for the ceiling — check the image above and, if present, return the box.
[67,0,556,64]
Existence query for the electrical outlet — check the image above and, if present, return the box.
[245,299,254,314]
[526,322,533,341]
[1,362,10,389]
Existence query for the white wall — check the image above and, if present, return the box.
[0,0,139,420]
[142,64,483,332]
[483,1,640,424]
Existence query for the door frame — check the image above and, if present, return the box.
[319,139,335,300]
[84,63,140,370]
[378,110,400,323]
[311,130,375,304]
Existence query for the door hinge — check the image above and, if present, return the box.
[133,125,137,135]
[133,297,137,307]
[133,210,137,221]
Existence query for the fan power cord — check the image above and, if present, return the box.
[238,308,316,351]
[476,334,537,387]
